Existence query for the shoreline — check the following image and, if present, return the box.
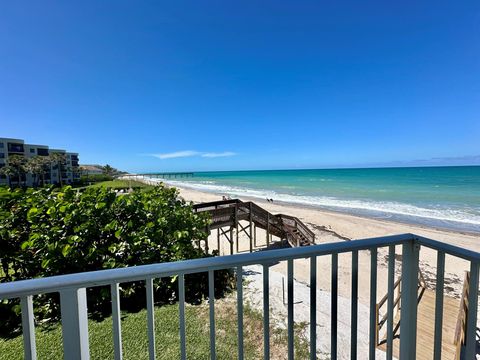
[128,175,480,298]
[157,177,480,236]
[214,190,480,238]
[172,182,479,292]
[166,179,480,238]
[130,176,480,357]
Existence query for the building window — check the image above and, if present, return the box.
[37,148,49,156]
[7,143,24,153]
[30,148,35,153]
[0,153,4,158]
[0,143,4,148]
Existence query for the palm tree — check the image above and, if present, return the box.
[38,156,51,186]
[0,164,16,188]
[72,165,82,184]
[102,164,116,177]
[49,153,67,186]
[7,155,27,187]
[25,156,49,187]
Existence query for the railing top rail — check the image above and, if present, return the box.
[193,199,241,210]
[278,214,315,238]
[2,233,479,300]
[415,235,480,262]
[0,233,414,300]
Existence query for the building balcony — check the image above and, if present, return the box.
[37,148,49,156]
[0,234,478,360]
[7,143,24,153]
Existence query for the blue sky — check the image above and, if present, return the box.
[0,1,479,172]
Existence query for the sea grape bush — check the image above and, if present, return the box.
[0,185,233,332]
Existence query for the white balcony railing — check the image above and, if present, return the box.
[0,233,479,360]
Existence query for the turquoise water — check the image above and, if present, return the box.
[151,166,480,233]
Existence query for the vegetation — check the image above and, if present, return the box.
[0,184,233,333]
[0,153,76,187]
[78,173,114,185]
[87,179,153,190]
[101,164,120,177]
[48,153,67,187]
[77,165,126,185]
[0,298,310,360]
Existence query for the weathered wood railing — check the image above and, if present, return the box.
[375,269,427,347]
[193,199,315,250]
[454,271,471,359]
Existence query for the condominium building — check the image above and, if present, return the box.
[0,137,80,187]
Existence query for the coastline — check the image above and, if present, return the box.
[130,176,480,358]
[175,183,480,359]
[152,167,480,235]
[172,183,479,296]
[173,183,480,245]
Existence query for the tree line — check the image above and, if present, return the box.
[0,153,78,187]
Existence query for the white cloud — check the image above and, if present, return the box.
[148,150,237,159]
[201,152,236,158]
[151,150,200,159]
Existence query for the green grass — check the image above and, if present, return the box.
[0,297,310,360]
[86,180,153,190]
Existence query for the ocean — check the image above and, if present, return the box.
[149,166,480,233]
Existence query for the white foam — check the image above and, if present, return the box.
[152,178,480,227]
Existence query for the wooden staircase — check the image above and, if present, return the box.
[192,199,315,249]
[376,270,464,359]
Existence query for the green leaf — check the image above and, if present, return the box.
[61,244,71,257]
[20,240,31,250]
[27,207,38,221]
[41,258,51,269]
[95,202,106,209]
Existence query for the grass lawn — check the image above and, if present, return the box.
[86,180,153,190]
[0,296,310,360]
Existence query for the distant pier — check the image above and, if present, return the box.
[137,172,194,179]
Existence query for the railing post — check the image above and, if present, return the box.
[60,288,90,360]
[111,283,123,360]
[266,213,270,247]
[249,203,253,253]
[146,278,156,360]
[235,204,239,252]
[20,295,37,360]
[351,250,358,360]
[399,239,420,359]
[230,227,234,255]
[465,261,479,359]
[369,248,377,360]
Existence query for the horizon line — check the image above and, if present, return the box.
[133,163,480,174]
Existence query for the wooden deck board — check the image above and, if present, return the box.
[378,289,459,359]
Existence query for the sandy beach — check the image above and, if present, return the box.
[129,176,480,358]
[173,184,479,359]
[175,185,479,301]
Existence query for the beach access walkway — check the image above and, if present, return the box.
[193,199,315,254]
[377,271,469,359]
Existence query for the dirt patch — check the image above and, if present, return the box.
[308,223,351,241]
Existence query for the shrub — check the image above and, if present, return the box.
[0,185,232,333]
[79,174,114,184]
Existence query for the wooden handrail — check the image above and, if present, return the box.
[193,199,315,248]
[377,278,402,309]
[453,271,470,359]
[277,213,316,239]
[376,270,427,346]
